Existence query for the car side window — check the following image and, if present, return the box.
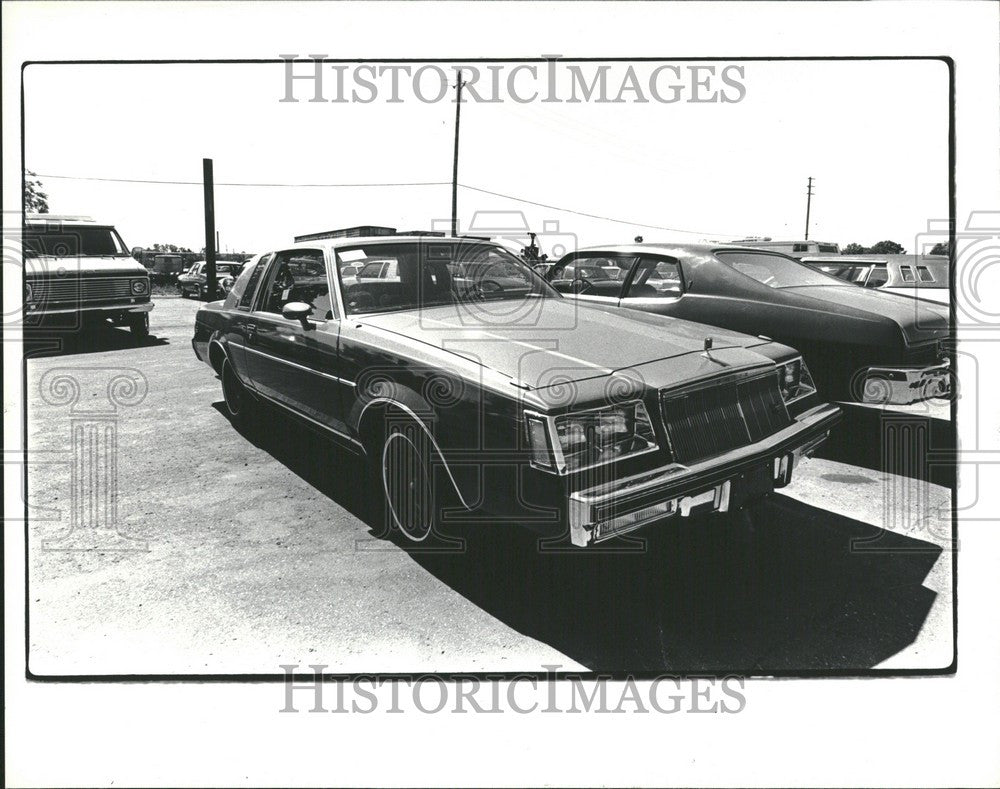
[552,255,634,297]
[900,266,916,282]
[239,254,270,310]
[623,256,684,299]
[260,249,333,321]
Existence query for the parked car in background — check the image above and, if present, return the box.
[177,260,242,300]
[22,214,152,338]
[800,254,950,306]
[218,258,257,296]
[548,243,951,405]
[193,234,840,547]
[148,253,187,284]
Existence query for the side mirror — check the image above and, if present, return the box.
[282,301,313,329]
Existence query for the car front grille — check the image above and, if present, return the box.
[29,276,136,305]
[660,370,792,465]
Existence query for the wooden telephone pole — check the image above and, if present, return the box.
[804,176,814,240]
[203,158,216,299]
[451,70,466,237]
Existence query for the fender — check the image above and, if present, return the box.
[354,391,473,511]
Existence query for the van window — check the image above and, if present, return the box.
[917,266,935,283]
[867,266,889,287]
[900,266,916,282]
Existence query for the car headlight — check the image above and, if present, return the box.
[777,357,816,403]
[131,278,149,295]
[525,401,659,474]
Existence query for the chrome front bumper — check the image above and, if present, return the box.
[862,359,950,405]
[24,300,154,316]
[567,402,841,547]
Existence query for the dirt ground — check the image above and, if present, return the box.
[24,296,954,676]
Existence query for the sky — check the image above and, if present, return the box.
[23,58,949,257]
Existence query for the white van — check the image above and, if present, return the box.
[22,214,153,337]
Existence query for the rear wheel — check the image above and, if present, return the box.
[221,357,255,430]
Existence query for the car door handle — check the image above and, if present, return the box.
[245,322,257,341]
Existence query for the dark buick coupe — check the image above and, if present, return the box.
[193,235,840,547]
[549,243,951,405]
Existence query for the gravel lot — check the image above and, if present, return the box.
[25,296,954,676]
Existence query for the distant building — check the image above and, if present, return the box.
[294,225,397,243]
[293,226,448,243]
[732,238,840,258]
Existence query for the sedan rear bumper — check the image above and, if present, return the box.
[567,402,841,546]
[862,359,950,405]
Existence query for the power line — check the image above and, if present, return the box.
[31,171,745,237]
[34,173,450,188]
[456,183,743,237]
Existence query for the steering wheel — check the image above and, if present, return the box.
[346,288,375,311]
[480,280,503,293]
[575,278,594,294]
[465,282,487,301]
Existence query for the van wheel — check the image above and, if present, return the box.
[128,313,149,340]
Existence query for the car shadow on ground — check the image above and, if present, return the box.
[24,321,168,359]
[232,401,945,675]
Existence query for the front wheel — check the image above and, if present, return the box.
[380,424,435,543]
[128,313,149,340]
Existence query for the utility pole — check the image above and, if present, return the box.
[451,69,466,237]
[804,176,814,240]
[203,158,216,300]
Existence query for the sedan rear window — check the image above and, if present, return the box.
[716,250,848,288]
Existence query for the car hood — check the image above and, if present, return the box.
[25,256,148,277]
[780,285,949,344]
[357,298,775,389]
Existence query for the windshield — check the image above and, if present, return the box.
[715,250,849,288]
[23,225,130,257]
[335,241,559,315]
